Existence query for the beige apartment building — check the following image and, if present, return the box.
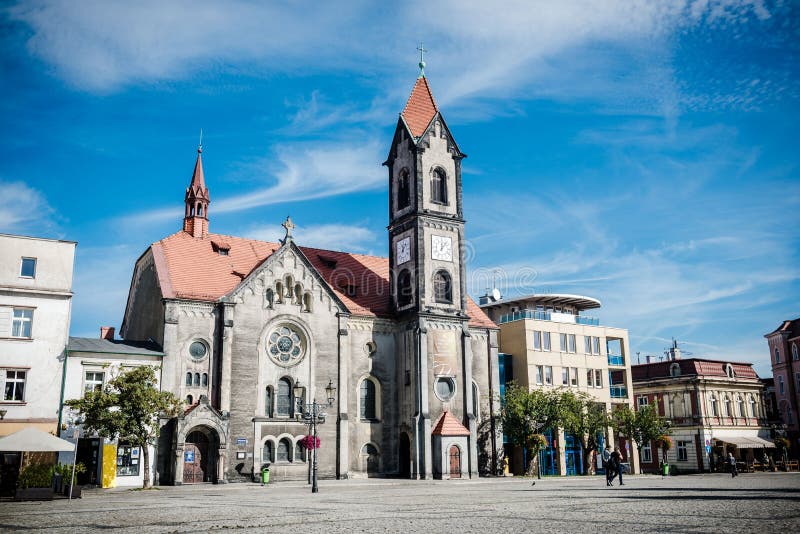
[481,292,638,476]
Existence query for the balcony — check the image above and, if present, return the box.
[499,309,599,326]
[607,354,625,366]
[610,385,628,398]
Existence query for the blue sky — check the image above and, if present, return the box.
[1,1,797,376]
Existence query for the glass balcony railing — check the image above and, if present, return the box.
[607,354,625,366]
[610,386,628,398]
[499,309,599,326]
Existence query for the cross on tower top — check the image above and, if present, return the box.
[417,43,427,78]
[281,215,295,243]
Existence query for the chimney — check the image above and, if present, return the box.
[100,326,115,340]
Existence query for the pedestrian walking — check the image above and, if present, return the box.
[728,452,738,477]
[602,445,613,486]
[611,447,624,486]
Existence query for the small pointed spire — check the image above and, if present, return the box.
[417,43,427,78]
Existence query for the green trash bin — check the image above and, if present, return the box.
[662,463,669,476]
[261,465,270,485]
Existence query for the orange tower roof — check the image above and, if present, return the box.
[431,411,471,436]
[401,77,439,138]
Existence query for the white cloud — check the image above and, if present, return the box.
[121,140,385,224]
[245,223,379,254]
[0,180,57,235]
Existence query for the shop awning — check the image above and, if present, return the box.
[0,427,75,452]
[716,435,775,448]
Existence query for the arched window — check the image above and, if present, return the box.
[360,378,377,421]
[294,441,305,463]
[265,288,275,309]
[397,269,412,307]
[201,373,208,386]
[737,396,745,418]
[276,378,292,417]
[710,395,718,417]
[726,364,735,378]
[294,283,303,305]
[472,382,479,421]
[194,373,200,386]
[265,387,273,417]
[433,270,452,304]
[362,443,380,473]
[197,203,203,216]
[275,282,284,304]
[670,363,681,377]
[277,439,291,462]
[431,168,447,204]
[262,441,274,463]
[793,344,799,361]
[398,168,410,210]
[303,292,313,313]
[749,396,757,418]
[724,396,732,417]
[775,348,781,363]
[185,372,192,386]
[186,395,193,405]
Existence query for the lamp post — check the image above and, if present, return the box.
[293,379,336,493]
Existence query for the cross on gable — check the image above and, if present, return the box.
[282,216,295,241]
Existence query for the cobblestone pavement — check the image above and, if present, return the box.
[2,473,799,533]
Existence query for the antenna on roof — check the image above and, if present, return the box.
[637,351,641,365]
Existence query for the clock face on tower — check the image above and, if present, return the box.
[396,237,411,265]
[431,235,453,262]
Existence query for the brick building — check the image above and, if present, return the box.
[765,318,800,457]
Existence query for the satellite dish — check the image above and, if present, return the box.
[491,288,501,301]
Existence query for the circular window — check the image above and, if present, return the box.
[434,377,456,401]
[189,341,207,360]
[364,341,377,356]
[267,325,306,366]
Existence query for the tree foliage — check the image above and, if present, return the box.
[611,404,670,473]
[65,365,181,488]
[499,383,563,474]
[560,390,609,474]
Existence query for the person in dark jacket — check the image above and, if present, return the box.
[611,448,624,486]
[603,445,613,486]
[728,452,738,477]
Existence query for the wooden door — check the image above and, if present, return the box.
[183,431,209,484]
[449,446,461,479]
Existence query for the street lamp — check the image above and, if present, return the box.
[294,379,337,493]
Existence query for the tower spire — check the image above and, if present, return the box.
[183,143,210,238]
[417,43,427,78]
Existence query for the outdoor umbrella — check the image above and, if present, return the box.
[0,427,75,452]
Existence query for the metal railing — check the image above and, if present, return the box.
[607,354,625,366]
[499,309,599,326]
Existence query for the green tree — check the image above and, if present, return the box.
[65,366,181,488]
[560,390,609,475]
[611,404,670,474]
[500,383,563,475]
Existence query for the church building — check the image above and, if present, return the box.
[120,71,500,484]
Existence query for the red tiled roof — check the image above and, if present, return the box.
[401,77,439,138]
[431,411,471,436]
[766,318,800,339]
[631,358,759,381]
[149,230,496,329]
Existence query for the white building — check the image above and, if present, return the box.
[59,329,164,488]
[0,233,76,437]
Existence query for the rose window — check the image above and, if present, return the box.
[268,325,305,366]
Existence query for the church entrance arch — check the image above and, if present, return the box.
[449,445,461,479]
[183,427,219,484]
[399,433,411,478]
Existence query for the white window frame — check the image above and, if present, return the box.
[710,396,718,417]
[559,333,567,352]
[533,331,542,351]
[642,442,652,463]
[568,334,576,353]
[83,370,105,395]
[11,308,34,339]
[570,367,578,387]
[562,367,569,386]
[586,369,594,388]
[637,395,649,411]
[584,336,592,354]
[3,369,27,402]
[594,369,602,388]
[535,366,543,385]
[544,366,553,386]
[677,440,689,461]
[592,337,600,355]
[543,332,551,351]
[19,257,37,278]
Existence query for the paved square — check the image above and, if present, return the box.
[2,473,799,533]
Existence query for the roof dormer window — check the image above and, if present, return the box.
[211,240,231,256]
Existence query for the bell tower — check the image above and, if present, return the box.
[183,145,210,238]
[385,63,467,318]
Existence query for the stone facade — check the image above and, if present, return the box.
[119,75,500,485]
